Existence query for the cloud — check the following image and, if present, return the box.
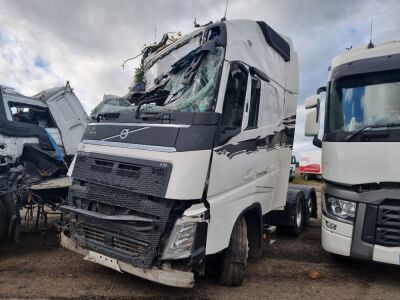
[0,0,399,150]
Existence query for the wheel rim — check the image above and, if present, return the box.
[296,200,302,227]
[308,198,312,216]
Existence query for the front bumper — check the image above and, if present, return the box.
[322,214,400,266]
[61,232,195,288]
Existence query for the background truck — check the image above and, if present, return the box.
[299,150,322,180]
[61,19,317,288]
[305,40,400,265]
[0,83,88,244]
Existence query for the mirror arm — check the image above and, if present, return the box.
[317,86,326,94]
[313,135,322,148]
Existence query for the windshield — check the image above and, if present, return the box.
[91,96,134,118]
[328,70,400,132]
[142,46,225,113]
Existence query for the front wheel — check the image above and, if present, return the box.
[219,216,248,286]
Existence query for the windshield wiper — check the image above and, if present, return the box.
[345,122,400,141]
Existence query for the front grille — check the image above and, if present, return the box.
[67,152,174,268]
[375,204,400,247]
[73,152,172,198]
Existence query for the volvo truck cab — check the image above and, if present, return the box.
[305,40,400,265]
[61,19,316,288]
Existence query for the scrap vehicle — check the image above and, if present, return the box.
[305,40,400,265]
[60,19,317,288]
[0,83,88,243]
[299,150,322,180]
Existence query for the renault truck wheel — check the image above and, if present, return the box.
[0,201,7,241]
[219,216,248,286]
[289,194,304,236]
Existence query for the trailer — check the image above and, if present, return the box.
[60,19,317,288]
[305,40,400,265]
[299,150,322,180]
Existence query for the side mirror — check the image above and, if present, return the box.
[304,95,320,137]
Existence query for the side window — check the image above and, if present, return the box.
[247,78,261,129]
[221,63,248,130]
[9,102,56,128]
[260,83,281,126]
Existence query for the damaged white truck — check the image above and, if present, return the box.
[0,83,88,243]
[60,19,317,287]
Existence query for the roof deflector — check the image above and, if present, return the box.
[256,21,290,62]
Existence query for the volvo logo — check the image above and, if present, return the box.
[119,129,130,140]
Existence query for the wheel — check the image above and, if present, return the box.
[0,201,8,241]
[303,196,313,227]
[289,194,304,236]
[219,216,248,286]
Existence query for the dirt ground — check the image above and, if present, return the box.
[1,181,400,299]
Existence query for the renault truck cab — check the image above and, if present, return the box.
[305,40,400,265]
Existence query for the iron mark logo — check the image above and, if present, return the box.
[119,129,130,140]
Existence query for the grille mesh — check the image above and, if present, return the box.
[68,152,174,268]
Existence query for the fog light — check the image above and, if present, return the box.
[326,220,337,230]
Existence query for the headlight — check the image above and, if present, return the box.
[322,194,356,224]
[162,221,197,260]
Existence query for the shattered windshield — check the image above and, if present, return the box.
[91,96,134,118]
[328,70,400,132]
[142,46,225,113]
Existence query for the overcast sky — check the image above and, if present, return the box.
[1,0,399,156]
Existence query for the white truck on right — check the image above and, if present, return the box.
[305,40,400,265]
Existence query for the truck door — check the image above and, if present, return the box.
[208,62,279,213]
[45,87,88,155]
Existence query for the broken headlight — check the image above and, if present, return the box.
[162,220,197,260]
[322,194,356,224]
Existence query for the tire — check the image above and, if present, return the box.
[1,193,16,221]
[289,194,304,236]
[303,196,313,227]
[219,216,248,286]
[0,201,8,241]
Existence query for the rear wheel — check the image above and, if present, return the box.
[0,201,8,241]
[219,216,248,286]
[304,196,313,227]
[289,194,304,236]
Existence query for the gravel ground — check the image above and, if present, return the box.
[1,187,400,299]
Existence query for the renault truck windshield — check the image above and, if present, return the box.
[328,70,400,132]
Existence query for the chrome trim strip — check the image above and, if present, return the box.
[102,127,150,141]
[88,122,190,128]
[82,139,177,153]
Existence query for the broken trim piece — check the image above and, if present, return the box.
[60,233,195,288]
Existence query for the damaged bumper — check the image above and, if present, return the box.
[60,232,195,288]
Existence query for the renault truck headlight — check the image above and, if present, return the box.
[323,194,356,223]
[162,221,197,260]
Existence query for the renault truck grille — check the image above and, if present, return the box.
[375,204,400,247]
